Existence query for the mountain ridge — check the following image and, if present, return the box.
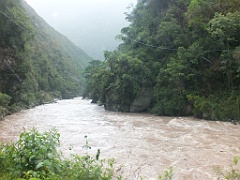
[0,0,91,118]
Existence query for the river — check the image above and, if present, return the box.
[0,97,240,179]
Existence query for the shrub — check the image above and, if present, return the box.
[61,154,115,180]
[0,129,116,180]
[0,92,11,107]
[1,129,61,179]
[152,87,188,116]
[189,91,240,121]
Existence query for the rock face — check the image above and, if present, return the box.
[130,87,152,112]
[104,87,152,113]
[104,89,131,112]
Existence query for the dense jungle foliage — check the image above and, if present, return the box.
[0,0,91,118]
[83,0,240,121]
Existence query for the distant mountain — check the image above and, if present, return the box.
[56,4,131,60]
[25,0,136,60]
[0,0,91,115]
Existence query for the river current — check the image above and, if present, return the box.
[1,97,240,179]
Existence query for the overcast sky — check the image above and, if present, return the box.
[24,0,137,60]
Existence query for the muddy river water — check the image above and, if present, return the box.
[1,97,240,179]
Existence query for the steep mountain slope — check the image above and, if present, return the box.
[0,0,91,117]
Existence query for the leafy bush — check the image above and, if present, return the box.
[1,129,62,179]
[152,87,188,116]
[0,129,116,180]
[0,92,11,107]
[61,154,115,180]
[189,91,240,121]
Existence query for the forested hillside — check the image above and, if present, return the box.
[0,0,91,118]
[84,0,240,121]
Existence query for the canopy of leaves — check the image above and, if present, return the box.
[84,0,240,120]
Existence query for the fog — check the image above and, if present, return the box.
[25,0,137,60]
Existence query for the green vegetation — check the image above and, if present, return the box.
[159,167,173,180]
[0,129,173,180]
[218,156,240,179]
[83,0,240,121]
[0,0,91,118]
[0,93,11,118]
[0,129,116,180]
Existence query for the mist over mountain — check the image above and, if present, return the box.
[25,0,136,60]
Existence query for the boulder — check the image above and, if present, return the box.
[104,89,131,112]
[130,87,152,112]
